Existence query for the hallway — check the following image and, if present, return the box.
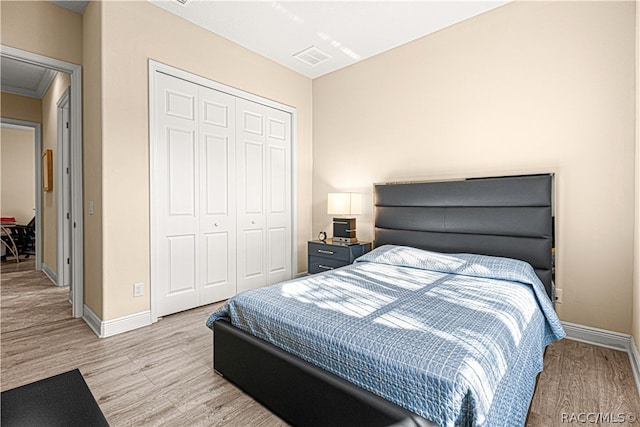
[1,259,71,334]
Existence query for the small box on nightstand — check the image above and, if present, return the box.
[332,218,357,243]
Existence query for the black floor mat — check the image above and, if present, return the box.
[1,369,109,427]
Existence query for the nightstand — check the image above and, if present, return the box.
[308,239,372,274]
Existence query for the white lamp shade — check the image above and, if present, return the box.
[327,193,362,215]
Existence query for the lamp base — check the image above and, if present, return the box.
[332,217,356,243]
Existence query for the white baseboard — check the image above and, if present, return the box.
[83,304,152,338]
[41,262,57,285]
[562,321,630,351]
[82,304,102,337]
[562,321,640,394]
[630,336,640,395]
[103,310,151,337]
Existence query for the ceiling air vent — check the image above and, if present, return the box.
[175,0,190,5]
[293,46,331,67]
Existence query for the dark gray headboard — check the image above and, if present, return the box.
[374,174,554,299]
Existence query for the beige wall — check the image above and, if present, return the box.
[100,1,312,320]
[0,1,82,65]
[1,92,43,123]
[40,72,70,273]
[82,1,104,318]
[1,127,35,224]
[313,1,636,334]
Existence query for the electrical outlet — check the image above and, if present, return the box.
[555,288,563,304]
[134,282,144,297]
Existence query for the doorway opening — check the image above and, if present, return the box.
[1,45,84,318]
[0,121,39,267]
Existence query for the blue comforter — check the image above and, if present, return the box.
[207,245,565,426]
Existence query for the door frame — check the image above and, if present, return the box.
[148,59,298,323]
[1,45,84,318]
[0,119,42,270]
[56,87,71,289]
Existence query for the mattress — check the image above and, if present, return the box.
[207,245,565,426]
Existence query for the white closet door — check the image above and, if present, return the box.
[236,98,266,292]
[264,107,292,285]
[199,86,237,304]
[154,73,200,316]
[236,98,291,292]
[152,67,293,318]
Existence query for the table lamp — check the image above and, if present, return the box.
[327,192,361,243]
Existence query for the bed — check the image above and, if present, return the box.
[207,174,565,427]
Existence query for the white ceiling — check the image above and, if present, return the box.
[1,56,58,99]
[45,1,510,79]
[148,1,510,79]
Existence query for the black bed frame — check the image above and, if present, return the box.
[213,174,554,426]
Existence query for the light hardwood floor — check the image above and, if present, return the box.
[2,260,639,426]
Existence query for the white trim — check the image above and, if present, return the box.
[148,64,158,323]
[0,118,42,270]
[41,262,57,285]
[1,45,84,319]
[2,85,37,99]
[630,336,640,395]
[1,45,80,74]
[102,311,152,338]
[82,305,152,338]
[56,88,70,289]
[149,59,295,113]
[82,304,102,337]
[56,87,70,108]
[2,68,57,99]
[291,109,299,277]
[148,59,298,323]
[0,122,35,131]
[36,69,58,99]
[70,67,84,319]
[562,321,630,352]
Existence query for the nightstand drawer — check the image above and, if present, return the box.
[307,239,372,275]
[308,257,349,274]
[308,242,350,262]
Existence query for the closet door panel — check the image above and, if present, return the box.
[168,235,197,294]
[154,73,201,317]
[203,135,228,214]
[168,129,196,216]
[265,107,292,284]
[243,141,264,214]
[268,146,286,214]
[199,86,237,304]
[243,229,265,278]
[204,232,230,287]
[236,99,266,292]
[268,227,287,275]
